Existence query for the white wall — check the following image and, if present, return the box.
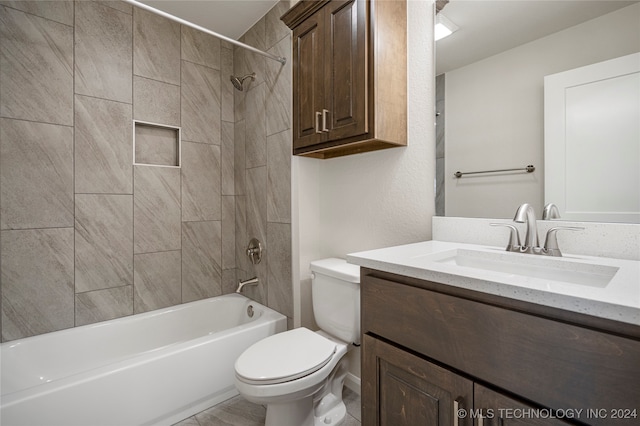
[445,3,640,219]
[292,0,436,389]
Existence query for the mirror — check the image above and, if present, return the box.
[435,0,640,222]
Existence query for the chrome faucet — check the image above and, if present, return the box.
[513,203,539,252]
[492,203,583,257]
[236,277,259,293]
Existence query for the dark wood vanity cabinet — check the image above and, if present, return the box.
[361,270,640,426]
[282,0,407,159]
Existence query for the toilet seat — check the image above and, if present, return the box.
[235,328,336,385]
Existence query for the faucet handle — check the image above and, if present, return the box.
[490,223,521,251]
[542,226,584,257]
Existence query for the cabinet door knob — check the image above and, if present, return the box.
[322,109,329,132]
[315,111,322,134]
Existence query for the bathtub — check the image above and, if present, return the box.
[0,293,286,426]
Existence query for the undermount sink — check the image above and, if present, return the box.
[426,249,619,288]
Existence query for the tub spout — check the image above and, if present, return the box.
[236,277,259,293]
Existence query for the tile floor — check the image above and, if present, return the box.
[173,387,361,426]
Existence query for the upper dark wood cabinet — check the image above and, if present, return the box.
[282,0,407,159]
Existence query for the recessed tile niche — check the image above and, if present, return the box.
[134,120,181,167]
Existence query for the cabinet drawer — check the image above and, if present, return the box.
[362,275,640,425]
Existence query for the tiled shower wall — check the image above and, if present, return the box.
[0,0,293,341]
[233,1,293,323]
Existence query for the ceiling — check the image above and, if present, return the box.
[137,0,636,72]
[436,0,638,74]
[141,0,280,40]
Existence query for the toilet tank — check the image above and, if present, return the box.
[310,258,360,344]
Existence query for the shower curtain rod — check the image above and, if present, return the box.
[122,0,287,65]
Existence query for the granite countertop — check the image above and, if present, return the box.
[347,240,640,326]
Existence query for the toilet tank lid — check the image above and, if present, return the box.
[310,258,360,283]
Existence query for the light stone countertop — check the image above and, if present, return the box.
[347,240,640,326]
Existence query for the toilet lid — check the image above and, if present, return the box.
[235,328,336,385]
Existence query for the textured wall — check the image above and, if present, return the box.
[0,0,244,341]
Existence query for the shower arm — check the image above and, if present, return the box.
[122,0,287,65]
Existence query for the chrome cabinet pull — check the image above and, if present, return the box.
[322,109,329,132]
[315,111,322,134]
[454,398,461,426]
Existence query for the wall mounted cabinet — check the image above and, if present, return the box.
[282,0,407,159]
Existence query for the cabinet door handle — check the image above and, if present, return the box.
[315,111,322,134]
[454,398,462,426]
[322,109,329,132]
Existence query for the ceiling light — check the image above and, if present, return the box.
[435,14,458,41]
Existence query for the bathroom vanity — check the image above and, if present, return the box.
[348,241,640,426]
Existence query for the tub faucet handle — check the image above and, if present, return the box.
[246,238,262,265]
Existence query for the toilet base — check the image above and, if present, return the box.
[314,400,346,426]
[265,396,314,426]
[263,394,347,426]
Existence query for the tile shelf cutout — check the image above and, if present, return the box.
[133,120,181,168]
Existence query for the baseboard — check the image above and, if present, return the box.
[344,372,361,395]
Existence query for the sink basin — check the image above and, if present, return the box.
[427,249,619,288]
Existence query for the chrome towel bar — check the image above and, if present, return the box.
[454,164,535,178]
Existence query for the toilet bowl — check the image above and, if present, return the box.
[234,258,360,426]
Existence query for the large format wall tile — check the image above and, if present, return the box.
[267,222,292,318]
[265,35,292,137]
[75,1,132,103]
[133,7,180,85]
[181,61,221,145]
[242,19,266,87]
[245,84,267,168]
[1,228,74,341]
[133,76,180,126]
[182,221,222,302]
[75,194,133,293]
[235,196,248,273]
[222,196,236,270]
[0,6,73,125]
[0,119,73,230]
[246,166,267,246]
[221,47,234,123]
[264,1,290,51]
[182,142,221,222]
[134,166,181,253]
[221,121,235,196]
[182,25,220,70]
[75,286,133,327]
[134,250,181,313]
[75,95,133,194]
[0,0,74,26]
[267,129,292,224]
[234,120,246,196]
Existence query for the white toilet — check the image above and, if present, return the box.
[234,258,360,426]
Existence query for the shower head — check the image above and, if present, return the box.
[230,73,256,91]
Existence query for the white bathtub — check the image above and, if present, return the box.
[0,293,286,426]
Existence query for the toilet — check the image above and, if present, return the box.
[234,258,360,426]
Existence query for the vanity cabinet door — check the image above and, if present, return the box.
[474,384,572,426]
[362,334,474,426]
